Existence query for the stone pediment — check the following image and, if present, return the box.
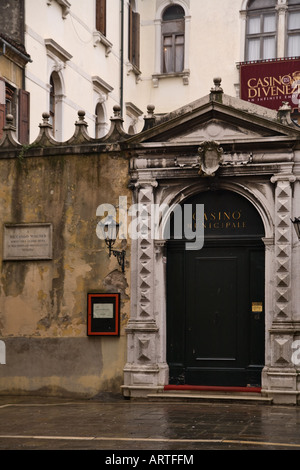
[165,118,264,143]
[127,87,300,146]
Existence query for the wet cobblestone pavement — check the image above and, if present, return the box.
[0,395,300,454]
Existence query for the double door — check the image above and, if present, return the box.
[167,241,265,387]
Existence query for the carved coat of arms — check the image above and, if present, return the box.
[198,141,223,176]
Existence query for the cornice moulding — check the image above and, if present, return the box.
[47,0,71,19]
[92,76,113,95]
[44,38,72,62]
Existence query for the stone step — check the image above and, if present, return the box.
[147,390,273,404]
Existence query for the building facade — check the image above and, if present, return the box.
[121,85,300,405]
[0,0,300,404]
[2,0,300,141]
[0,0,31,144]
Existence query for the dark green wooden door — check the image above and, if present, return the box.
[166,190,265,387]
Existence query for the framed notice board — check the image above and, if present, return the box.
[87,293,120,336]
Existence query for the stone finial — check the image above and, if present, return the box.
[40,112,52,128]
[102,104,130,142]
[30,111,57,146]
[212,77,222,90]
[77,110,86,121]
[0,113,21,149]
[75,110,88,128]
[142,105,156,131]
[67,109,90,144]
[113,105,122,118]
[210,77,223,103]
[147,104,155,117]
[5,114,15,129]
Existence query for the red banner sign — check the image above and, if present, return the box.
[240,58,300,110]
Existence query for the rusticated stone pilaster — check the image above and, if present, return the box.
[122,178,168,397]
[271,175,296,321]
[263,174,299,404]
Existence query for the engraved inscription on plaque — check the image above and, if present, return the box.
[3,224,53,260]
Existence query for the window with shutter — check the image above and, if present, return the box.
[132,11,140,68]
[96,0,106,36]
[128,1,140,69]
[19,89,30,144]
[0,79,5,140]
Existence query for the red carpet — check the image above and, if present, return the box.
[164,385,261,393]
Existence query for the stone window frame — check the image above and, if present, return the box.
[286,1,300,57]
[245,0,278,61]
[92,75,113,138]
[161,5,185,74]
[240,0,300,62]
[152,0,190,87]
[45,39,72,141]
[125,101,143,134]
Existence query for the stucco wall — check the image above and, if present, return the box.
[0,0,24,44]
[0,149,131,397]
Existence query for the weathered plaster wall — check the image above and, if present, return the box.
[0,0,24,45]
[0,150,131,397]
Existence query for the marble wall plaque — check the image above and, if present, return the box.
[3,224,52,260]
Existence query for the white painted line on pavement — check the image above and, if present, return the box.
[0,435,300,448]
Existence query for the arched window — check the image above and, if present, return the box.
[246,0,277,61]
[49,71,63,141]
[49,75,55,131]
[95,102,106,138]
[162,4,185,73]
[287,0,300,57]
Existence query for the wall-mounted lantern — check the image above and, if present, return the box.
[291,217,300,240]
[99,215,125,272]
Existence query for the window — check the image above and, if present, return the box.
[152,1,190,86]
[49,72,63,140]
[49,75,55,133]
[246,0,277,61]
[287,0,300,57]
[162,5,185,73]
[0,79,4,139]
[128,0,140,69]
[0,79,29,144]
[95,102,106,138]
[18,89,30,144]
[5,83,16,118]
[96,0,106,36]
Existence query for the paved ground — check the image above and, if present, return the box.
[0,394,300,457]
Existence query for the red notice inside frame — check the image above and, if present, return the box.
[87,293,120,336]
